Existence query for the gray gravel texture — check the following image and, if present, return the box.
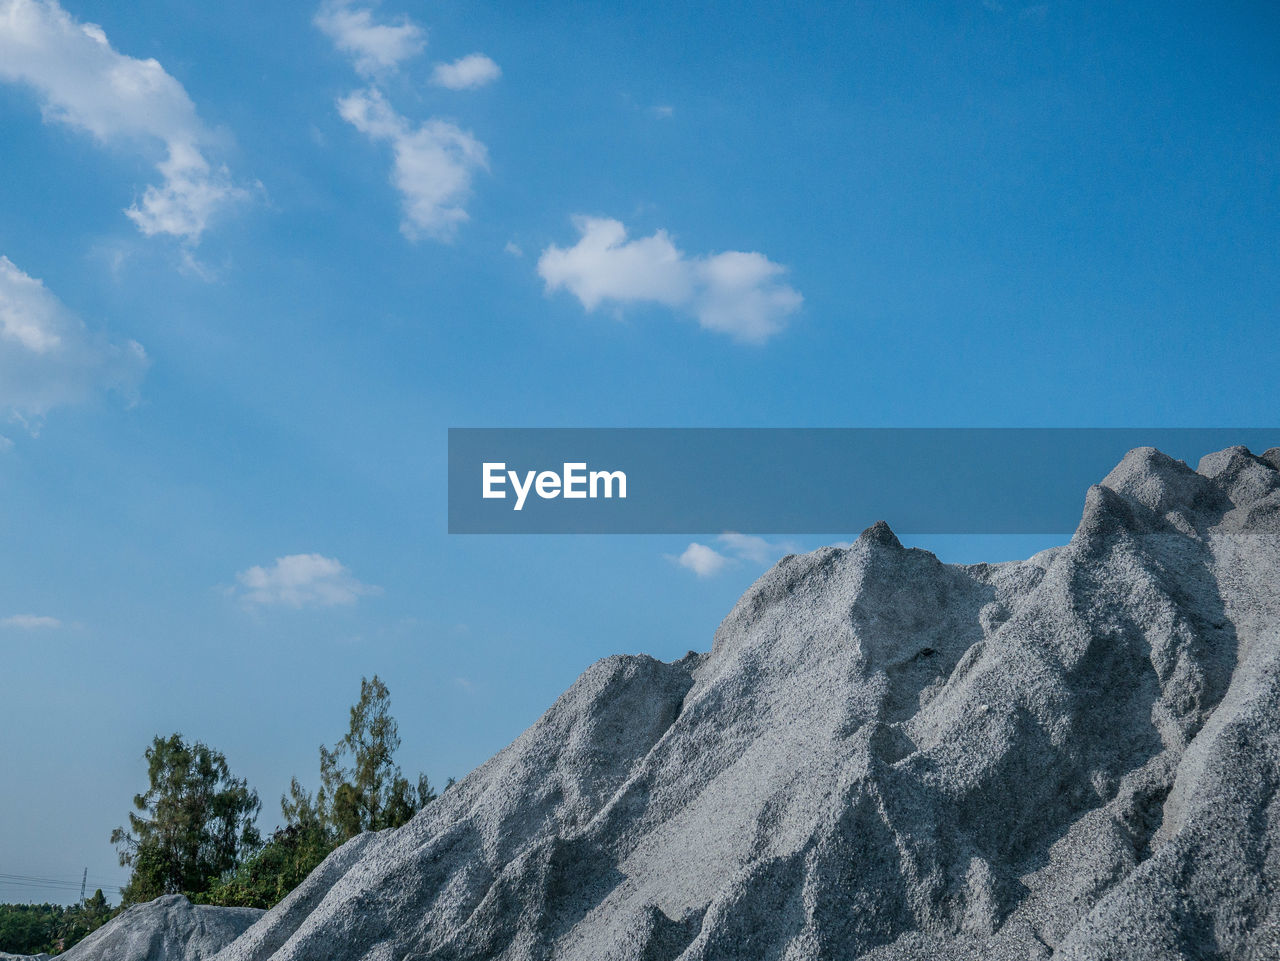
[142,447,1280,958]
[8,895,264,961]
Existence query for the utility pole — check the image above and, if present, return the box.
[80,867,87,906]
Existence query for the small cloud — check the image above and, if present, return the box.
[504,241,523,257]
[177,247,224,283]
[649,105,674,119]
[0,255,148,426]
[316,3,490,241]
[2,614,62,629]
[454,676,476,693]
[314,0,425,76]
[0,435,12,453]
[671,542,730,578]
[337,86,488,241]
[127,143,252,243]
[431,53,501,90]
[717,533,787,565]
[719,532,801,565]
[89,238,136,280]
[234,553,380,608]
[538,216,802,343]
[668,533,802,579]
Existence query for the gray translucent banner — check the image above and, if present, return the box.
[447,429,1279,534]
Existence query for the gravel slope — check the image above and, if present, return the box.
[136,446,1280,959]
[20,896,263,961]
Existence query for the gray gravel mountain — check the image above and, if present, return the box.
[206,445,1279,961]
[24,896,262,961]
[75,445,1280,960]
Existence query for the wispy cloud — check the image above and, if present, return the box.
[649,104,674,119]
[538,217,802,343]
[668,533,799,578]
[716,533,796,565]
[0,255,147,427]
[0,0,250,243]
[431,53,501,90]
[314,0,425,76]
[318,2,495,241]
[234,553,380,608]
[1,614,62,629]
[337,87,488,240]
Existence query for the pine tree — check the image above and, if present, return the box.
[287,676,435,840]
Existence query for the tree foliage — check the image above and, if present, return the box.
[285,675,435,841]
[0,892,114,955]
[111,734,261,903]
[57,890,114,951]
[0,902,62,954]
[111,678,438,912]
[197,823,333,909]
[201,675,440,910]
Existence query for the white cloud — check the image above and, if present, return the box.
[337,87,487,240]
[1,614,61,629]
[431,53,501,90]
[649,104,674,119]
[717,533,779,565]
[695,250,804,341]
[718,532,802,564]
[314,0,425,76]
[127,143,247,242]
[504,241,523,257]
[0,0,249,243]
[538,217,802,343]
[672,542,729,578]
[541,218,691,310]
[317,3,491,241]
[0,255,147,424]
[669,533,800,579]
[235,553,379,608]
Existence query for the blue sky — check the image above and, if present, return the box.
[1,0,1278,903]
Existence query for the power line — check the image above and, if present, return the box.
[0,872,129,884]
[0,872,129,893]
[0,883,125,894]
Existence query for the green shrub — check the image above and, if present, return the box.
[199,823,334,909]
[0,891,114,955]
